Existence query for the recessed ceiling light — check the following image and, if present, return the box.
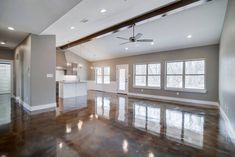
[100,9,107,13]
[187,35,192,38]
[70,26,75,30]
[150,42,154,45]
[125,47,128,50]
[8,27,15,31]
[0,41,6,45]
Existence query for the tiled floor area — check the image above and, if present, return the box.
[0,91,234,157]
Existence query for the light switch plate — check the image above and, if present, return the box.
[47,74,54,78]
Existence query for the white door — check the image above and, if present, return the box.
[116,64,128,94]
[0,63,11,94]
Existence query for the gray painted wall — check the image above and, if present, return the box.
[0,48,14,60]
[219,0,235,133]
[91,45,219,101]
[14,34,56,107]
[65,50,91,81]
[30,35,56,106]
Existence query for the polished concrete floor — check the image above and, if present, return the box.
[0,91,234,157]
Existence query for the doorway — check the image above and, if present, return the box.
[116,64,129,94]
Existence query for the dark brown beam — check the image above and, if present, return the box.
[60,0,201,49]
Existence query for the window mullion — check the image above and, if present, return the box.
[146,64,148,87]
[183,61,185,90]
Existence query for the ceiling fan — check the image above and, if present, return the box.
[116,24,153,45]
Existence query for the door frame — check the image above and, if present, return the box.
[116,64,129,94]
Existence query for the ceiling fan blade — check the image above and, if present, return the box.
[137,39,154,42]
[116,37,129,40]
[120,42,131,45]
[135,33,143,39]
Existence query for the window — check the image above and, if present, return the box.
[185,60,205,90]
[166,62,183,88]
[135,64,147,86]
[103,67,110,84]
[134,63,161,88]
[95,67,110,84]
[0,63,11,94]
[166,59,205,92]
[95,67,103,84]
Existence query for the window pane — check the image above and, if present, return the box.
[148,64,160,75]
[148,76,160,87]
[185,60,205,74]
[96,76,102,84]
[185,75,204,89]
[167,76,183,88]
[104,67,110,75]
[135,76,146,86]
[103,76,110,84]
[136,64,146,75]
[96,67,102,75]
[167,62,183,74]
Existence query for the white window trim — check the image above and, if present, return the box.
[133,62,161,89]
[95,66,111,85]
[164,59,207,93]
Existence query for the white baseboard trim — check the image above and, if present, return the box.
[220,107,235,145]
[13,95,56,112]
[30,103,56,112]
[23,101,56,112]
[128,92,219,108]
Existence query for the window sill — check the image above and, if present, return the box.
[133,85,161,90]
[165,88,207,93]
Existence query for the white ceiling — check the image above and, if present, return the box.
[41,0,177,46]
[0,0,82,49]
[69,0,228,62]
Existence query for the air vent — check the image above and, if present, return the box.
[80,18,88,23]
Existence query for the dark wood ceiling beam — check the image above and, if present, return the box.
[59,0,201,49]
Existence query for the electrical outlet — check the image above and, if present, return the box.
[176,92,179,95]
[141,89,144,92]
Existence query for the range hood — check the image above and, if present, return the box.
[56,49,78,76]
[56,49,67,70]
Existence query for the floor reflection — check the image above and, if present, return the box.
[0,91,234,157]
[134,103,161,135]
[95,96,110,119]
[0,94,11,126]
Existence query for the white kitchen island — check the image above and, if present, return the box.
[59,81,87,98]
